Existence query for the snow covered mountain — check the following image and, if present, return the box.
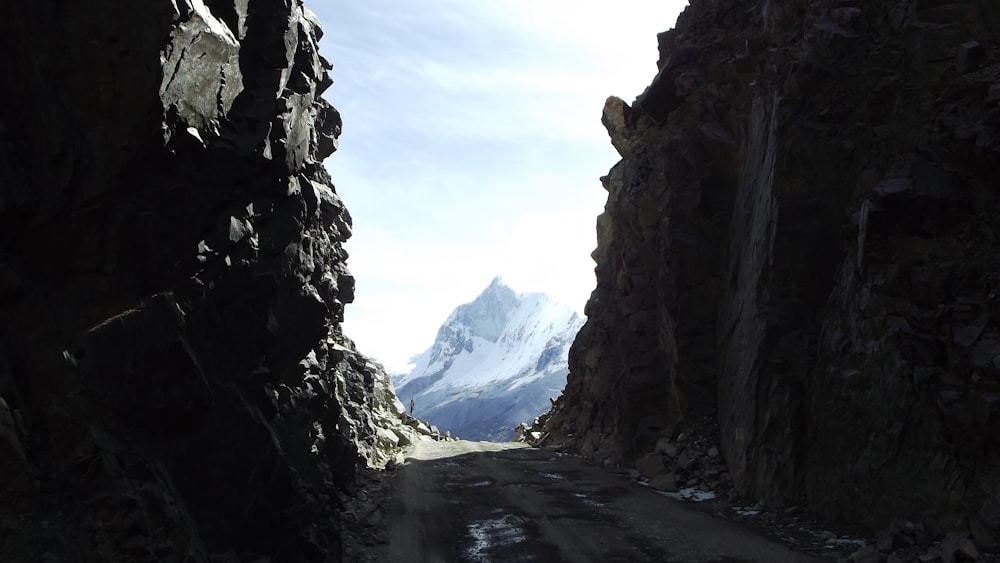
[393,277,584,441]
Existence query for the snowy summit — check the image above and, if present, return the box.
[393,277,584,441]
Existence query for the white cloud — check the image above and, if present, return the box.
[310,0,687,370]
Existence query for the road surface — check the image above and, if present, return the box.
[370,440,825,562]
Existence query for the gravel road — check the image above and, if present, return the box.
[369,440,824,562]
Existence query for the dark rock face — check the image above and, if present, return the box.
[546,0,1000,541]
[0,1,400,561]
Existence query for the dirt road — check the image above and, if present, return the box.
[370,440,825,562]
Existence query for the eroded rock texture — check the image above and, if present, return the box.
[547,0,1000,542]
[0,1,404,561]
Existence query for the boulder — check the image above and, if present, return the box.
[941,532,980,563]
[636,454,667,479]
[649,474,678,493]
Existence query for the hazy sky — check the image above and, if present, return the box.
[310,1,688,372]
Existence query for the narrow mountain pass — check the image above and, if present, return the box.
[369,440,824,562]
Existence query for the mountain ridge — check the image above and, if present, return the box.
[394,278,584,441]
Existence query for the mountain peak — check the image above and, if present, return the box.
[448,278,520,343]
[394,283,585,441]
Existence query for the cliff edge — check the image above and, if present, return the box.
[543,0,1000,543]
[0,1,411,561]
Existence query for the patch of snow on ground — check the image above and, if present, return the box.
[831,538,866,546]
[464,513,528,561]
[660,488,717,502]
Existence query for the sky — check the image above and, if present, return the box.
[309,1,688,372]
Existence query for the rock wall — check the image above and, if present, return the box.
[0,1,409,561]
[547,0,1000,543]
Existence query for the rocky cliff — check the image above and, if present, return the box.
[0,1,413,561]
[543,0,1000,545]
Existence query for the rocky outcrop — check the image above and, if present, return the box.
[0,1,408,561]
[544,0,1000,545]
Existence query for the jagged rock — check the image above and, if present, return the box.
[877,528,900,553]
[988,84,1000,104]
[675,451,693,472]
[956,41,986,73]
[603,96,637,158]
[940,532,980,563]
[391,428,413,448]
[922,548,944,562]
[0,1,412,560]
[970,512,1000,552]
[0,396,28,501]
[160,3,243,135]
[636,454,667,479]
[391,396,407,416]
[542,0,1000,547]
[377,427,400,447]
[851,545,882,563]
[654,437,673,454]
[513,422,536,444]
[649,474,679,493]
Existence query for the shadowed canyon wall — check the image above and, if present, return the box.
[0,1,409,561]
[545,0,1000,542]
[5,0,1000,558]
